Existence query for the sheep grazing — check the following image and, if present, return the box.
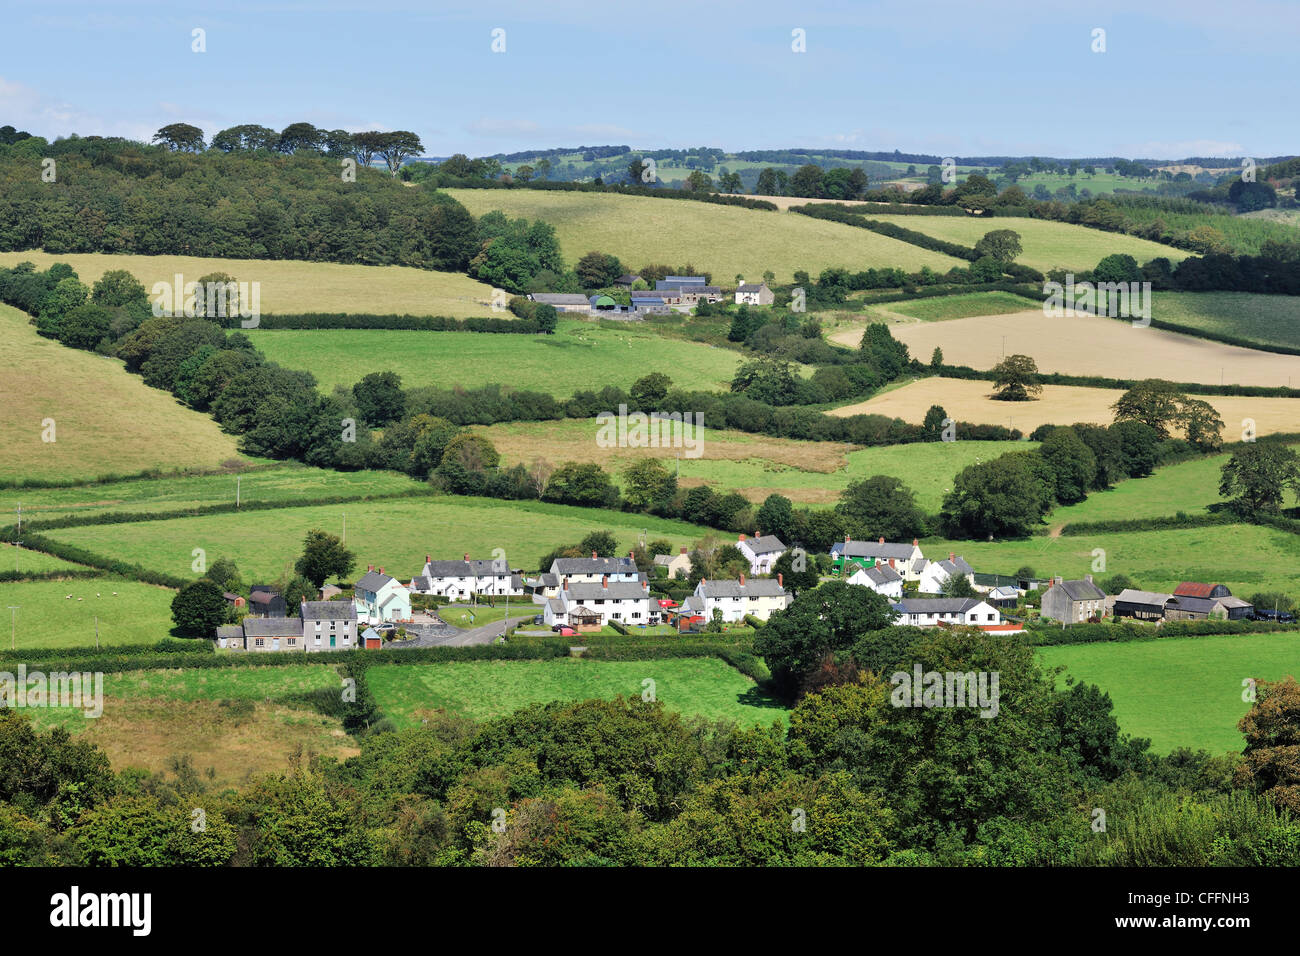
[66,594,72,599]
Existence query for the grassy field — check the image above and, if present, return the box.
[476,417,1032,509]
[861,214,1188,272]
[437,604,519,628]
[830,307,1300,389]
[250,319,747,395]
[0,578,177,649]
[926,522,1300,597]
[22,664,356,788]
[1039,633,1300,754]
[444,189,965,281]
[1112,205,1300,256]
[366,657,787,727]
[0,545,89,573]
[868,291,1037,322]
[0,251,499,317]
[1048,446,1300,527]
[831,378,1300,437]
[0,304,247,482]
[43,495,714,580]
[1140,292,1300,352]
[0,464,422,523]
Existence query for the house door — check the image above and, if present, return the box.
[330,635,336,647]
[272,638,280,650]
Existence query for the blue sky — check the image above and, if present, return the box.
[2,0,1296,159]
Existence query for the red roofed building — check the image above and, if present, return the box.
[1173,582,1232,599]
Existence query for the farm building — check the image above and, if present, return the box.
[528,293,591,313]
[1113,588,1174,622]
[1172,582,1234,600]
[248,584,287,617]
[1040,576,1106,623]
[613,274,642,288]
[985,586,1021,609]
[1164,594,1254,621]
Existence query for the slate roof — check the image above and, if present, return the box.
[661,276,707,285]
[894,598,986,614]
[551,556,637,576]
[242,617,303,637]
[988,586,1021,600]
[215,625,244,639]
[1052,579,1106,601]
[835,540,917,560]
[740,535,786,555]
[1114,588,1174,608]
[424,559,510,577]
[1172,594,1252,613]
[530,293,590,305]
[614,274,641,285]
[355,571,399,592]
[698,579,788,598]
[940,556,975,576]
[852,564,902,586]
[302,601,357,621]
[736,283,768,292]
[565,582,651,601]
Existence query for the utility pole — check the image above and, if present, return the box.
[6,606,17,651]
[95,615,99,651]
[14,503,19,572]
[341,513,346,543]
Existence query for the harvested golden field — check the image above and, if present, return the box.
[443,189,964,281]
[830,378,1300,437]
[829,308,1300,389]
[0,250,498,317]
[0,304,247,482]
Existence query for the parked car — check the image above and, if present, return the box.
[551,624,577,636]
[532,615,544,625]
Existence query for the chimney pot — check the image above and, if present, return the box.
[425,554,430,564]
[592,550,598,559]
[602,574,608,588]
[739,572,745,586]
[463,553,469,561]
[378,567,383,575]
[949,553,955,562]
[778,572,783,587]
[368,563,374,572]
[879,536,885,544]
[738,534,746,542]
[680,547,687,554]
[912,538,918,546]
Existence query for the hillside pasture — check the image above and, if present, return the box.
[250,319,746,395]
[0,304,247,483]
[859,214,1188,272]
[1139,292,1300,352]
[831,307,1300,388]
[0,251,499,317]
[443,188,965,281]
[829,378,1300,437]
[42,495,715,580]
[366,656,787,727]
[1039,634,1300,754]
[22,665,357,788]
[475,417,1032,510]
[0,578,177,649]
[0,464,422,523]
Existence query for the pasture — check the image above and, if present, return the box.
[443,188,965,281]
[0,304,246,483]
[833,307,1300,388]
[926,522,1300,598]
[867,290,1037,322]
[859,214,1188,272]
[366,656,787,727]
[42,495,715,580]
[21,664,357,789]
[475,417,1032,509]
[0,578,177,649]
[250,319,746,395]
[1039,633,1300,754]
[830,378,1300,437]
[1141,292,1300,352]
[0,464,423,523]
[0,251,499,317]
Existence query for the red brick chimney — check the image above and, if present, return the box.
[367,563,374,572]
[628,551,634,560]
[949,553,955,562]
[378,567,384,575]
[778,572,783,588]
[642,579,648,592]
[738,534,746,542]
[463,553,469,561]
[680,547,687,555]
[912,538,918,546]
[602,574,608,588]
[879,536,885,544]
[739,572,746,586]
[425,554,430,564]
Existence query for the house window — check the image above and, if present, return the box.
[254,638,264,648]
[288,638,297,645]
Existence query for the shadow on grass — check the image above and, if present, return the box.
[735,686,788,711]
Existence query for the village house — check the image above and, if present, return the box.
[528,292,591,313]
[918,555,976,595]
[736,533,786,575]
[653,547,692,579]
[693,574,791,623]
[301,600,359,650]
[846,562,904,599]
[985,586,1021,609]
[734,280,774,306]
[528,553,640,603]
[830,536,927,582]
[353,566,412,624]
[1040,576,1106,624]
[410,554,524,600]
[543,576,653,629]
[890,598,1003,628]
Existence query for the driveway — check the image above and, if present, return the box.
[380,614,535,648]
